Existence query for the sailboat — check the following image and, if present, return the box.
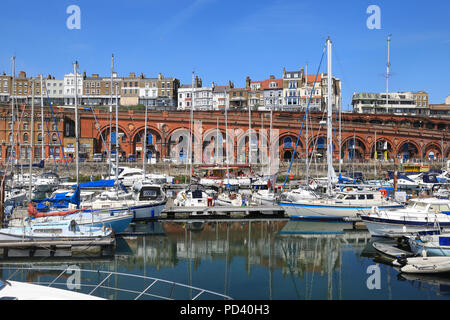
[16,61,133,233]
[279,38,403,220]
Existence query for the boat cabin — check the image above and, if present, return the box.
[136,185,164,201]
[406,199,450,214]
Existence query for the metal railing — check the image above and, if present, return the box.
[0,265,233,300]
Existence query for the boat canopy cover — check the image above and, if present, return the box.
[32,186,81,209]
[439,237,450,246]
[72,179,115,188]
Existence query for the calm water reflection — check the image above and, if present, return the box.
[2,219,450,300]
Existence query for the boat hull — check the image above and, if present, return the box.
[130,201,167,220]
[280,201,403,221]
[361,215,450,237]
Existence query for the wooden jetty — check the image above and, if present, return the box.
[0,238,115,258]
[161,205,286,219]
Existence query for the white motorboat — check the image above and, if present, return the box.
[280,189,403,221]
[215,191,244,206]
[360,198,450,237]
[4,188,27,206]
[34,172,60,192]
[0,280,104,300]
[173,184,213,207]
[251,189,277,206]
[281,186,320,202]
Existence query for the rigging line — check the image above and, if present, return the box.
[44,90,70,174]
[306,107,327,179]
[89,106,111,165]
[333,45,352,112]
[282,43,326,192]
[44,115,58,172]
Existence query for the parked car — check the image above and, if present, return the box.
[56,156,73,164]
[128,154,136,162]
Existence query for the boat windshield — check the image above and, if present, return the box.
[411,202,428,210]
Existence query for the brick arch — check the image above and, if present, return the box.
[96,123,130,142]
[278,132,304,161]
[307,133,337,152]
[129,125,163,143]
[396,139,421,159]
[422,142,442,159]
[279,132,303,148]
[340,135,369,160]
[368,136,395,160]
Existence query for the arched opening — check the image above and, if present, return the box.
[280,135,302,162]
[371,139,394,160]
[342,137,366,161]
[398,142,419,161]
[283,150,292,161]
[132,128,162,162]
[423,144,442,161]
[97,127,129,161]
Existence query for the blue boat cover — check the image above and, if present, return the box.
[439,237,450,246]
[72,179,115,188]
[32,186,81,211]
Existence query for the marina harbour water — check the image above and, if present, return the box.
[2,219,450,300]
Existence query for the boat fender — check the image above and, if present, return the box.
[182,192,187,200]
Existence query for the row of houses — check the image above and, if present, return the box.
[0,66,342,112]
[2,65,447,118]
[351,91,450,118]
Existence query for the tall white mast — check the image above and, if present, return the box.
[40,75,45,161]
[305,64,309,184]
[338,94,342,175]
[386,34,391,112]
[143,102,148,176]
[109,55,114,176]
[28,79,35,201]
[248,90,252,165]
[189,71,194,183]
[115,83,119,187]
[74,61,80,186]
[225,88,229,180]
[326,38,333,196]
[11,56,15,170]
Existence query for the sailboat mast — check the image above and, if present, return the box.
[40,75,45,161]
[386,34,391,112]
[109,54,114,176]
[225,88,229,180]
[326,38,333,196]
[74,61,79,186]
[11,56,15,172]
[28,79,35,201]
[189,71,194,183]
[305,64,309,184]
[115,83,119,185]
[143,104,148,176]
[338,94,342,175]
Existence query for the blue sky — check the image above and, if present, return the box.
[0,0,449,109]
